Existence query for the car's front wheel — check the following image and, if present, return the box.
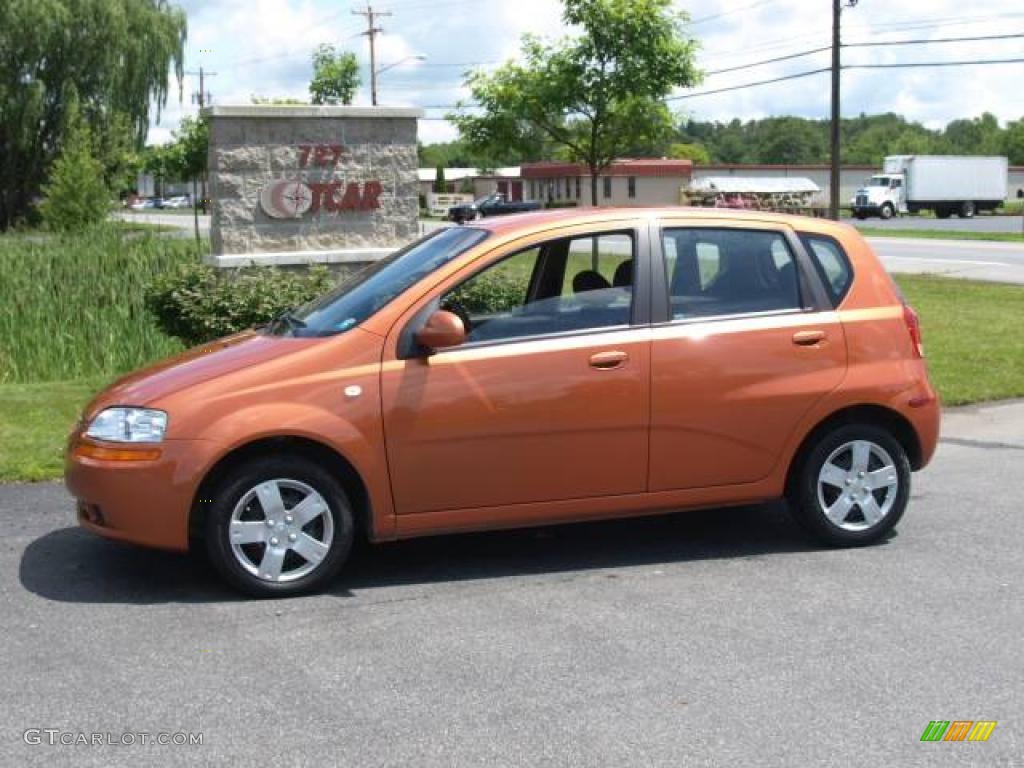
[204,456,354,597]
[788,424,910,546]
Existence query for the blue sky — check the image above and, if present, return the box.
[149,0,1024,146]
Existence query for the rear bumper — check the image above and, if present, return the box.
[902,383,941,470]
[65,437,222,551]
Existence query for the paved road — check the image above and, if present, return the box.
[115,211,211,236]
[846,214,1024,234]
[3,401,1022,766]
[869,237,1024,285]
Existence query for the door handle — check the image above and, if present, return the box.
[792,330,826,346]
[589,350,629,370]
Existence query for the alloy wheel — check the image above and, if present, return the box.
[228,478,334,582]
[816,440,899,532]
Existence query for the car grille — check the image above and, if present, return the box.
[855,194,868,207]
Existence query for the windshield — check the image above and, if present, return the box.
[474,194,498,206]
[269,226,490,337]
[866,176,892,187]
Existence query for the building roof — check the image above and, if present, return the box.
[520,159,694,179]
[417,167,520,182]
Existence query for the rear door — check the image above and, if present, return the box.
[648,220,847,491]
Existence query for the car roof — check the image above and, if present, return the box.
[469,206,855,238]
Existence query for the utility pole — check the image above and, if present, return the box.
[186,65,217,111]
[830,0,857,220]
[353,3,391,106]
[185,66,217,237]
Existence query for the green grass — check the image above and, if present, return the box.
[0,379,105,482]
[895,275,1024,405]
[0,226,191,383]
[859,227,1024,243]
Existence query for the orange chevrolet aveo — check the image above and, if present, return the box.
[66,208,939,596]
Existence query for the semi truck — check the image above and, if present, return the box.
[851,155,1008,220]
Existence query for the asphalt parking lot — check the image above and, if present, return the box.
[3,401,1022,767]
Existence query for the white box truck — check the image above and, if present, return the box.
[851,155,1008,220]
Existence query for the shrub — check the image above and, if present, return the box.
[37,116,111,232]
[146,261,336,346]
[449,272,525,315]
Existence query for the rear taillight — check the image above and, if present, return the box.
[903,303,924,358]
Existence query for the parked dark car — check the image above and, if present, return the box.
[448,193,542,223]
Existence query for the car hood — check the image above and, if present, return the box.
[83,330,321,419]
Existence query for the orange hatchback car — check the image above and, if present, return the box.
[66,208,939,596]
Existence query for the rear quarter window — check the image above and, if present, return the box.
[798,233,853,306]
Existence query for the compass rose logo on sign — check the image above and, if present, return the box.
[260,180,314,219]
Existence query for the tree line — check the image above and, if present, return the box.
[679,112,1024,166]
[425,111,1024,172]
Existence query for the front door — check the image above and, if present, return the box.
[382,229,650,515]
[649,224,847,491]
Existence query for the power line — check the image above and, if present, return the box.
[704,46,831,76]
[844,31,1024,48]
[684,0,781,27]
[848,57,1024,69]
[667,67,831,101]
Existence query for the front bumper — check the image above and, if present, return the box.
[65,436,223,551]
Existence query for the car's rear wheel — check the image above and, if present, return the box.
[788,424,910,546]
[204,456,354,597]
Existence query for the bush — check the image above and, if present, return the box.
[0,228,194,382]
[146,261,336,346]
[37,116,111,232]
[449,272,525,315]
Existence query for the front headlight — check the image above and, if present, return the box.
[85,408,168,443]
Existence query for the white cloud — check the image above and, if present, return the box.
[148,0,1024,146]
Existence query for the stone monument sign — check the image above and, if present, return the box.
[202,105,422,268]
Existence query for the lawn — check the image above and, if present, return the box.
[859,228,1024,243]
[895,275,1024,406]
[0,380,106,482]
[2,273,1020,483]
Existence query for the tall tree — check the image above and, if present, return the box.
[309,45,361,106]
[0,0,187,229]
[452,0,700,205]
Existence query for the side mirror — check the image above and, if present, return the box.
[415,309,466,351]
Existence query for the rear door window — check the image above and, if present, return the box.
[661,228,802,320]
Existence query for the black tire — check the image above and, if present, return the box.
[787,424,911,547]
[958,201,975,219]
[204,455,354,597]
[935,206,952,219]
[879,203,895,220]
